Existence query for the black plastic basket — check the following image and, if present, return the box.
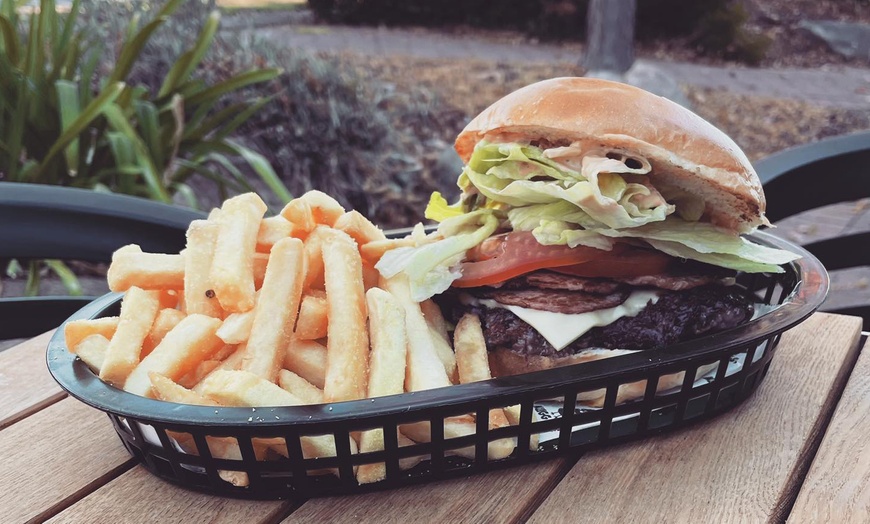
[46,231,828,499]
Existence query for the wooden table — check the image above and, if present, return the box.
[2,313,868,524]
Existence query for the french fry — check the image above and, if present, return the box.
[284,339,328,389]
[334,210,387,246]
[362,260,380,291]
[216,310,255,345]
[156,289,181,310]
[107,245,185,292]
[242,237,306,381]
[359,236,416,264]
[282,190,345,230]
[257,215,297,253]
[453,313,516,459]
[253,252,268,290]
[177,359,222,389]
[277,369,324,404]
[200,369,304,406]
[148,373,253,487]
[420,299,449,342]
[99,287,161,387]
[430,326,458,384]
[381,275,451,392]
[64,317,119,351]
[210,193,267,313]
[357,288,408,484]
[149,372,219,406]
[294,294,328,340]
[280,199,315,234]
[192,345,246,393]
[142,308,186,357]
[322,230,370,403]
[71,334,110,373]
[301,226,329,291]
[183,220,223,318]
[123,314,224,397]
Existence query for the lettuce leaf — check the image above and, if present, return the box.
[463,143,673,230]
[425,191,464,222]
[375,210,498,301]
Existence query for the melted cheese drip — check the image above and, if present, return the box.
[479,290,659,351]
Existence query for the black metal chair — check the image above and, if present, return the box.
[754,131,870,326]
[0,182,206,339]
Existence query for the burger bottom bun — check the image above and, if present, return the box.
[488,348,719,408]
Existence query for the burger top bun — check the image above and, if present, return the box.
[454,77,768,233]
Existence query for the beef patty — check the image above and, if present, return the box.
[473,285,754,357]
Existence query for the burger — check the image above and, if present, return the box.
[376,77,799,398]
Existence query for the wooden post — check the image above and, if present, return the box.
[583,0,637,73]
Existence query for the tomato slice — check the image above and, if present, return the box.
[454,232,611,288]
[454,231,674,287]
[551,248,672,278]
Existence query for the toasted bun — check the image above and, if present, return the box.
[455,77,768,232]
[488,348,718,407]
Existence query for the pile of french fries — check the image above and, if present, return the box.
[64,191,526,487]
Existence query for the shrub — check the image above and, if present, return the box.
[0,0,289,207]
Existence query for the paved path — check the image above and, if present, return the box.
[250,24,870,109]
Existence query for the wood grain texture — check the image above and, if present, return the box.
[47,467,291,524]
[528,313,863,524]
[788,338,870,523]
[284,458,576,524]
[0,398,133,523]
[0,330,64,429]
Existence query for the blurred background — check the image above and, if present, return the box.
[2,0,869,303]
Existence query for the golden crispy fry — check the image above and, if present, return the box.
[364,288,407,399]
[242,237,306,381]
[123,314,224,397]
[99,287,161,387]
[149,372,219,406]
[277,369,324,404]
[192,345,246,393]
[282,191,345,231]
[381,275,451,392]
[200,369,304,406]
[301,226,329,291]
[71,334,109,373]
[284,339,327,389]
[183,220,223,318]
[253,252,268,290]
[210,193,267,313]
[362,260,380,291]
[356,288,408,484]
[430,326,458,384]
[359,237,416,265]
[334,210,387,246]
[148,373,252,487]
[454,313,492,384]
[156,289,181,309]
[177,359,222,389]
[322,230,369,402]
[280,199,315,234]
[294,294,328,340]
[257,215,298,253]
[64,317,118,351]
[216,310,254,345]
[420,299,449,342]
[107,245,184,292]
[142,308,186,357]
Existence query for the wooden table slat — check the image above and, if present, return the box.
[0,330,64,429]
[46,467,291,524]
[787,336,870,523]
[284,457,576,524]
[527,313,864,524]
[0,398,134,523]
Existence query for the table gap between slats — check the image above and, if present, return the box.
[0,330,67,430]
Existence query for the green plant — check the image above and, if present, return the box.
[0,0,291,206]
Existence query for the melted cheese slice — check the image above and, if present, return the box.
[479,290,659,351]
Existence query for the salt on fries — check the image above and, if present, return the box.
[65,190,530,487]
